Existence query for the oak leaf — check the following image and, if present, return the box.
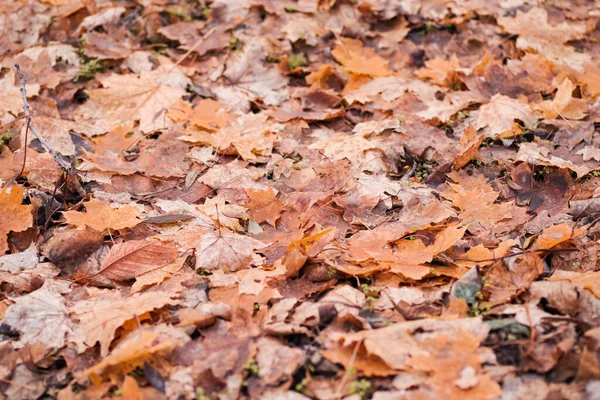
[96,239,178,281]
[63,198,141,232]
[0,185,33,254]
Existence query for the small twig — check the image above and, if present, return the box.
[521,302,536,359]
[15,65,86,197]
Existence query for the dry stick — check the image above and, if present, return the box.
[15,65,86,197]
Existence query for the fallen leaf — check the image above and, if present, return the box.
[63,198,141,232]
[95,239,178,281]
[70,287,180,356]
[0,185,33,254]
[194,231,266,272]
[244,188,284,227]
[416,54,461,86]
[474,94,537,139]
[535,78,588,120]
[4,280,72,349]
[453,125,484,170]
[406,331,501,399]
[332,37,391,78]
[168,98,233,132]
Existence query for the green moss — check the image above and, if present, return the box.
[349,379,372,399]
[244,359,259,376]
[288,52,308,69]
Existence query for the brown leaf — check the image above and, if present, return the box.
[194,231,266,272]
[96,239,178,281]
[244,188,284,227]
[4,280,71,349]
[70,287,181,356]
[453,125,484,170]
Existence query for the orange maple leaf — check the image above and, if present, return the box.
[244,188,284,227]
[331,37,391,78]
[0,185,33,254]
[63,198,141,232]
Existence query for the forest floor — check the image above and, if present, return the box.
[1,1,600,399]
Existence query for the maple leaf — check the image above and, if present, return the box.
[74,62,189,132]
[394,225,467,265]
[416,54,461,86]
[244,188,284,227]
[180,113,283,162]
[94,239,178,281]
[442,171,513,228]
[84,325,189,383]
[69,287,181,356]
[323,317,490,376]
[63,198,141,232]
[549,270,600,299]
[168,98,233,131]
[0,185,33,254]
[497,8,588,62]
[473,94,537,139]
[194,230,266,272]
[214,41,289,111]
[535,78,588,120]
[406,331,501,399]
[516,142,590,178]
[4,280,72,349]
[332,37,391,78]
[453,125,484,170]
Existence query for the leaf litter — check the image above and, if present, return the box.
[1,1,600,399]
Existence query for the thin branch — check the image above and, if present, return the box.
[15,65,86,197]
